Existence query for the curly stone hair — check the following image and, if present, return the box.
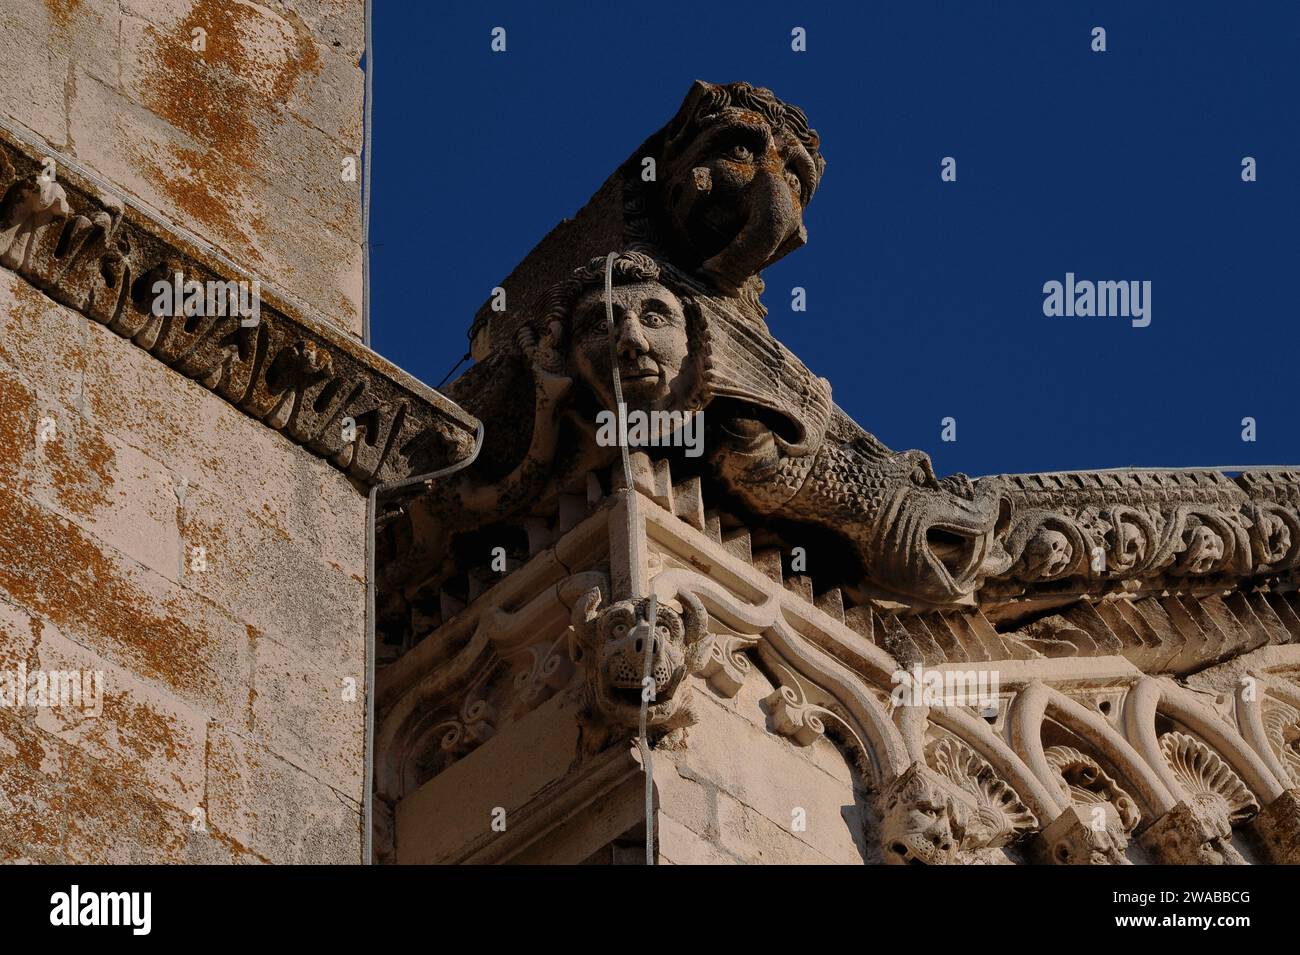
[531,252,703,348]
[661,81,827,190]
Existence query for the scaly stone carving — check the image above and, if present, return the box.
[429,82,1300,615]
[443,251,1016,606]
[568,589,713,746]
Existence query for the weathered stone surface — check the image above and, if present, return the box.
[3,0,366,332]
[34,621,208,815]
[207,725,360,864]
[250,631,364,800]
[0,267,378,862]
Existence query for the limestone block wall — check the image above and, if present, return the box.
[0,269,368,863]
[0,0,365,334]
[657,666,871,865]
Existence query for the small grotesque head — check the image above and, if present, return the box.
[1041,805,1133,866]
[871,460,1014,604]
[654,81,825,292]
[1022,528,1073,580]
[1250,506,1295,567]
[568,589,713,734]
[1041,745,1140,864]
[1177,522,1225,575]
[536,252,700,418]
[1186,793,1246,864]
[1104,514,1149,571]
[1154,732,1257,864]
[876,763,967,865]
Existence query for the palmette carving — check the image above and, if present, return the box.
[1150,731,1258,864]
[1161,731,1260,826]
[928,738,1037,855]
[1261,700,1300,786]
[876,740,1035,865]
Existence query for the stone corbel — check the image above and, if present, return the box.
[0,129,479,485]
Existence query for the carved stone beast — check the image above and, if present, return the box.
[568,589,713,749]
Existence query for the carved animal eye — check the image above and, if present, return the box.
[613,623,627,636]
[725,144,753,162]
[784,169,802,193]
[911,466,928,485]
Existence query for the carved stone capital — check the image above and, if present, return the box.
[1139,801,1247,864]
[1032,805,1133,865]
[1251,788,1300,865]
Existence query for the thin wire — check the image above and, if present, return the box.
[604,251,634,492]
[437,352,471,389]
[638,593,657,866]
[602,251,654,865]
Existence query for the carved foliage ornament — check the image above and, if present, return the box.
[1041,745,1139,864]
[1156,731,1258,864]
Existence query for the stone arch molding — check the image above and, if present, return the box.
[648,568,1300,864]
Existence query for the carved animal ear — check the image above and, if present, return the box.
[567,587,603,663]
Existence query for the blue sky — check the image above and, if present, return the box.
[370,1,1299,477]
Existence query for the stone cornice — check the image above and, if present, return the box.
[0,127,479,487]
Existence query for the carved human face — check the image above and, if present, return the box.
[1024,529,1072,580]
[1179,525,1225,575]
[1046,804,1132,865]
[570,281,691,414]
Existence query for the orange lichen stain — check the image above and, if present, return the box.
[42,0,80,33]
[204,822,271,864]
[245,624,260,727]
[42,418,116,519]
[0,372,34,491]
[0,281,49,373]
[134,0,321,260]
[91,690,184,766]
[0,489,219,702]
[60,753,186,861]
